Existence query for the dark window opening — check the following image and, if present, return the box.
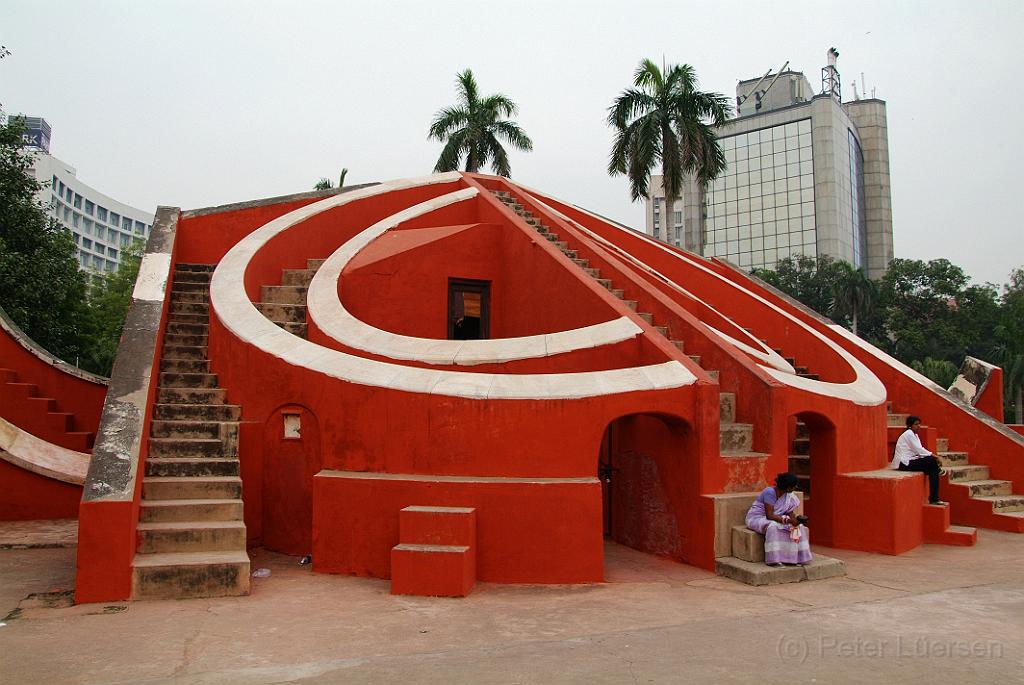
[448,278,490,340]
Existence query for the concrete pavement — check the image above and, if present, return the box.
[1,528,1022,684]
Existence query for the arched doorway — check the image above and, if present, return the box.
[597,413,693,562]
[261,404,321,556]
[788,411,838,545]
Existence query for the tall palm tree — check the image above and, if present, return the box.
[607,60,731,244]
[428,69,533,177]
[832,262,877,336]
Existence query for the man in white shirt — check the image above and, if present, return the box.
[890,415,947,505]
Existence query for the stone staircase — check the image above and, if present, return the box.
[493,190,762,470]
[886,412,1024,533]
[0,369,95,451]
[133,263,250,600]
[255,258,324,339]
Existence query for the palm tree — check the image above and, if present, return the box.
[832,262,877,336]
[314,168,348,191]
[428,69,533,176]
[607,60,731,243]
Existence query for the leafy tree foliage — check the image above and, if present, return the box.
[754,254,1024,421]
[607,60,730,237]
[80,240,145,376]
[429,69,532,176]
[0,116,90,364]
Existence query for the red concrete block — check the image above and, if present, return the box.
[399,505,475,546]
[390,543,475,597]
[922,503,976,546]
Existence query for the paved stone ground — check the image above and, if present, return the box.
[1,527,1022,684]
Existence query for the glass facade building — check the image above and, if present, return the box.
[703,119,815,270]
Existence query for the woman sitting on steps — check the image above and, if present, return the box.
[745,472,812,567]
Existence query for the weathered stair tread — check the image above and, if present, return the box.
[715,554,846,586]
[144,476,241,484]
[719,451,771,458]
[137,520,246,532]
[142,497,242,508]
[132,550,250,568]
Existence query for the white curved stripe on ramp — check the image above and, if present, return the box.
[210,173,695,399]
[306,189,643,365]
[521,186,886,406]
[0,417,89,485]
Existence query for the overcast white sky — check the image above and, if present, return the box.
[3,1,1022,286]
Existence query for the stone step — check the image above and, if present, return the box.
[256,302,306,324]
[161,345,208,361]
[145,458,240,478]
[140,498,244,523]
[669,339,685,352]
[621,300,638,311]
[167,313,208,326]
[937,451,969,466]
[176,263,216,273]
[887,413,911,427]
[688,354,702,365]
[307,258,326,270]
[638,312,654,324]
[707,369,720,383]
[795,421,809,439]
[799,373,820,381]
[169,291,209,304]
[281,269,316,287]
[261,285,308,305]
[154,403,242,421]
[151,419,222,439]
[157,387,226,405]
[562,249,577,259]
[610,289,624,299]
[160,358,211,374]
[166,322,208,336]
[792,437,810,455]
[170,281,210,293]
[173,271,212,284]
[788,454,811,476]
[572,258,589,268]
[595,278,613,290]
[132,550,250,600]
[584,267,600,278]
[954,479,1014,497]
[720,423,754,452]
[654,325,668,337]
[163,333,208,347]
[944,464,990,482]
[719,392,736,423]
[170,302,210,316]
[936,437,950,452]
[149,437,226,458]
[715,555,846,586]
[158,372,218,388]
[136,520,247,554]
[973,494,1024,513]
[142,476,243,500]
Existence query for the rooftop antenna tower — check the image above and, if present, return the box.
[822,47,841,102]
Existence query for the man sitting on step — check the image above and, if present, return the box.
[890,415,947,505]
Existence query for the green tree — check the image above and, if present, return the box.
[428,69,533,176]
[607,59,730,241]
[911,357,959,389]
[0,116,90,364]
[752,254,846,318]
[80,240,144,376]
[831,262,877,336]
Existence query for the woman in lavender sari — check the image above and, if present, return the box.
[746,472,812,566]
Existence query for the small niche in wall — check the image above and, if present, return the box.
[283,413,302,439]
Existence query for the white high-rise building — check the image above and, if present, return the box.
[18,116,155,274]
